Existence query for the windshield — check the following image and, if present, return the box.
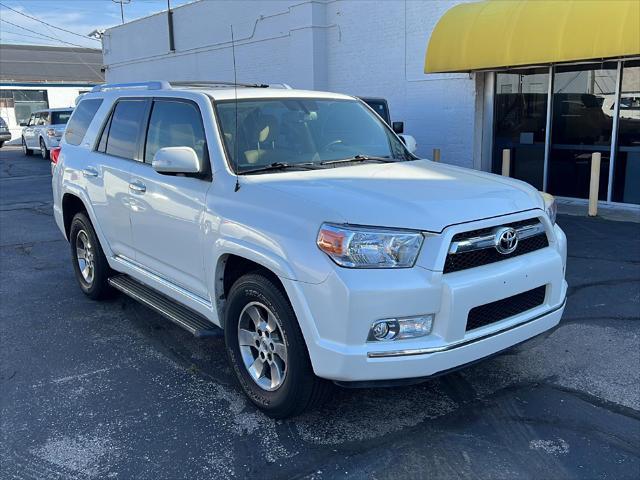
[215,98,412,173]
[51,111,72,125]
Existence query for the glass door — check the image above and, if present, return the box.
[493,69,549,190]
[548,62,618,200]
[612,60,640,204]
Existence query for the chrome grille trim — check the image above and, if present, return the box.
[448,221,546,255]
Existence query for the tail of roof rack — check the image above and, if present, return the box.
[90,80,289,93]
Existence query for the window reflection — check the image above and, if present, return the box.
[612,60,640,204]
[493,68,548,190]
[548,62,618,200]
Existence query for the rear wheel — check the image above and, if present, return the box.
[0,141,4,148]
[22,137,32,156]
[224,273,331,418]
[40,138,49,160]
[69,212,113,300]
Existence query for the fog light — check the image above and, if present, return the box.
[372,321,390,339]
[368,314,434,342]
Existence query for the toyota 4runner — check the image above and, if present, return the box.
[52,81,567,418]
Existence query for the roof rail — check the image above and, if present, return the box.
[91,81,170,93]
[169,80,269,89]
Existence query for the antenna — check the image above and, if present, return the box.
[231,25,240,192]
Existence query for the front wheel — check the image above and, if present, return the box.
[22,137,32,156]
[224,273,331,418]
[69,212,113,300]
[39,138,49,160]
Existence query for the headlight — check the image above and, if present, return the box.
[540,192,557,224]
[317,223,423,268]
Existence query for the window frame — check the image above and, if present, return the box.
[140,96,211,179]
[93,97,151,162]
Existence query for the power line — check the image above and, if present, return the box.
[0,18,91,48]
[0,1,101,42]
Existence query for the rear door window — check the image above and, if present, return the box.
[65,99,103,146]
[144,99,206,164]
[105,99,148,160]
[51,110,72,125]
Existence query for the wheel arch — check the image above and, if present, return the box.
[214,253,289,327]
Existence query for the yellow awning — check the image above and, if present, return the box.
[425,0,640,73]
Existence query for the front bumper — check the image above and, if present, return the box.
[283,213,567,382]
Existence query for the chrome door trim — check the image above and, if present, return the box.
[367,299,566,358]
[113,254,212,309]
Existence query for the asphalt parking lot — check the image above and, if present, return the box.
[1,145,639,480]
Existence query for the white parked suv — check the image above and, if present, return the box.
[52,81,567,418]
[22,108,73,159]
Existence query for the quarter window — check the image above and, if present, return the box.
[105,99,148,160]
[65,99,103,146]
[144,100,206,164]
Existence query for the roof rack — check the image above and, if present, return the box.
[90,80,289,93]
[169,80,269,89]
[91,81,170,92]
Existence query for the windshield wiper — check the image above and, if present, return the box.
[240,162,319,175]
[320,155,394,166]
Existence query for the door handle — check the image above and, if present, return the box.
[82,167,98,178]
[129,181,146,194]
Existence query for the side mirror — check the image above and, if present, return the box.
[392,121,404,134]
[19,122,27,127]
[152,146,201,174]
[398,134,417,155]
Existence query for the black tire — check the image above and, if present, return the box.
[0,141,4,149]
[69,212,113,300]
[39,138,49,160]
[22,137,32,156]
[224,273,332,418]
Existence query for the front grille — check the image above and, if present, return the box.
[444,219,548,273]
[466,285,546,331]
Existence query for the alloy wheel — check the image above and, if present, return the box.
[75,229,95,284]
[40,139,47,159]
[237,301,288,391]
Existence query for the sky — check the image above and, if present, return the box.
[0,0,196,49]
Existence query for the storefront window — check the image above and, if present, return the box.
[493,68,549,190]
[0,90,49,125]
[548,62,618,200]
[612,60,640,204]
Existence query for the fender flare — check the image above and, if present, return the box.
[213,237,298,282]
[60,184,114,259]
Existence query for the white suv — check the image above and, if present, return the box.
[52,81,567,418]
[22,108,73,159]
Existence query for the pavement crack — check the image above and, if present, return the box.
[567,278,640,297]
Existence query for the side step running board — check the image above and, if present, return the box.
[108,274,223,338]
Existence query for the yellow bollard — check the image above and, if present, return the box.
[501,149,510,177]
[588,152,601,217]
[432,148,441,162]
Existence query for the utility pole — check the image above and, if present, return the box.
[167,0,175,52]
[112,0,131,24]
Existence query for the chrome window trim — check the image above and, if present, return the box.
[448,221,546,255]
[367,299,566,358]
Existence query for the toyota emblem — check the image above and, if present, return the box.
[494,227,518,254]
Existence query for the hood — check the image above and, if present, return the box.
[246,160,543,232]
